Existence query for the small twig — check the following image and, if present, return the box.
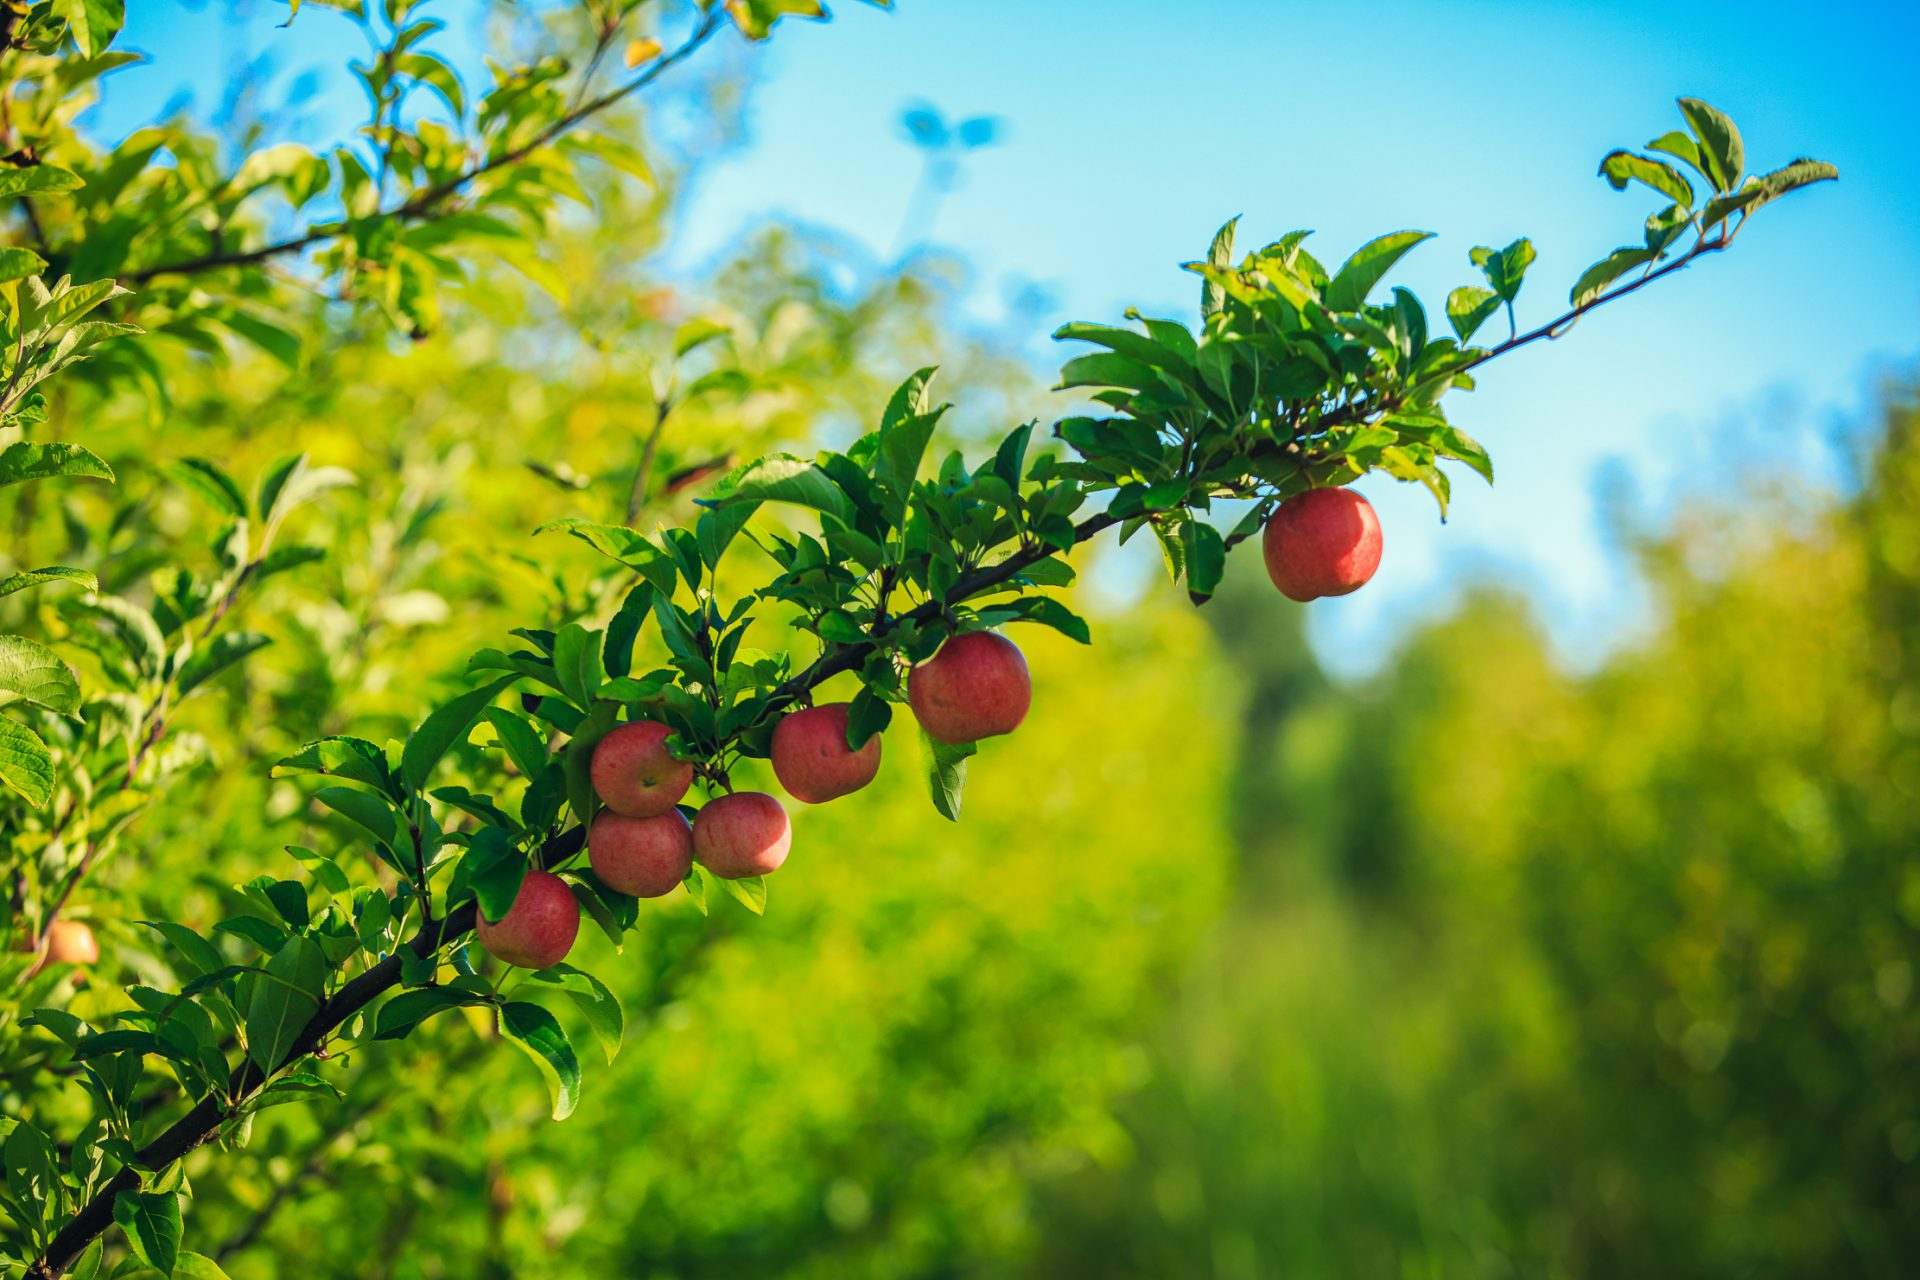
[124,12,723,285]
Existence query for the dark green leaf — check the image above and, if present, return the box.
[112,1190,181,1276]
[177,631,271,695]
[401,675,519,792]
[243,935,324,1071]
[499,1001,581,1120]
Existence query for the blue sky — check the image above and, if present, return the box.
[104,0,1920,671]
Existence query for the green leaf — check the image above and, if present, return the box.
[0,165,85,199]
[880,366,938,435]
[720,874,767,915]
[458,827,527,923]
[1647,129,1706,180]
[140,920,225,978]
[173,1252,237,1280]
[1598,150,1695,209]
[177,631,271,696]
[113,1190,180,1276]
[219,310,302,370]
[1752,157,1839,204]
[167,458,250,517]
[1054,352,1162,393]
[1323,231,1433,312]
[0,566,96,599]
[0,441,114,490]
[1569,246,1657,307]
[272,736,393,793]
[53,0,126,56]
[483,707,548,780]
[875,409,945,500]
[537,963,625,1063]
[846,686,892,749]
[0,246,49,283]
[714,454,852,523]
[285,844,351,899]
[1201,216,1238,317]
[534,518,676,588]
[1470,238,1536,305]
[313,785,400,848]
[1445,286,1500,343]
[695,501,758,570]
[499,1001,581,1120]
[6,1120,61,1225]
[1677,97,1743,193]
[1183,521,1227,603]
[549,624,604,708]
[561,703,618,826]
[393,50,465,116]
[374,986,486,1040]
[243,935,324,1071]
[0,635,80,715]
[401,675,519,792]
[917,728,975,822]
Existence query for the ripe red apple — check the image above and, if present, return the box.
[770,703,882,803]
[589,720,692,818]
[692,791,791,879]
[1261,486,1383,602]
[589,809,693,898]
[475,869,579,969]
[907,630,1030,745]
[45,920,98,966]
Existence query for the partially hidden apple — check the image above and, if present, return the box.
[906,631,1030,745]
[45,920,98,966]
[476,869,579,969]
[692,791,791,880]
[590,720,693,818]
[589,809,694,898]
[770,703,882,803]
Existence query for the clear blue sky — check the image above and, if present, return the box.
[103,0,1920,671]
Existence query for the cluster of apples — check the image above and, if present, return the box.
[479,484,1378,968]
[475,630,1033,969]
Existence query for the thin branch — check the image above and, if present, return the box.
[625,398,672,525]
[122,11,723,285]
[1462,232,1729,373]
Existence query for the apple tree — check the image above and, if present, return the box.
[0,0,1837,1275]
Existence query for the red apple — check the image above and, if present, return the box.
[45,920,98,966]
[1260,486,1383,602]
[692,791,791,880]
[589,720,693,818]
[589,809,694,898]
[770,703,882,803]
[907,631,1030,745]
[476,869,579,969]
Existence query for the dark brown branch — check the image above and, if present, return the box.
[122,12,723,285]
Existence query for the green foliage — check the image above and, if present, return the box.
[1032,388,1920,1278]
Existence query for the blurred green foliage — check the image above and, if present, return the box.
[1032,386,1920,1278]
